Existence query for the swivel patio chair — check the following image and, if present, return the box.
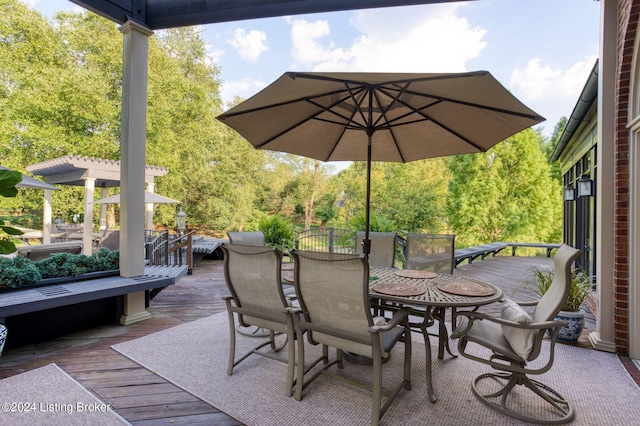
[356,231,397,268]
[227,231,265,246]
[221,243,297,396]
[290,250,412,426]
[450,244,581,424]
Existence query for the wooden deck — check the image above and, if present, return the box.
[0,256,604,425]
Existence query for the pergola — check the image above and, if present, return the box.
[27,155,168,255]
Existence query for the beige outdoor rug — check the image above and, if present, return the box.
[113,313,640,425]
[0,363,129,426]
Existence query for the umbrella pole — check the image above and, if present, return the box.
[363,133,372,257]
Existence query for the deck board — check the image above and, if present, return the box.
[0,256,598,425]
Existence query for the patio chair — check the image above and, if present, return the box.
[355,231,397,268]
[403,233,456,357]
[221,243,297,396]
[450,244,581,424]
[405,233,455,273]
[227,231,265,246]
[290,250,412,426]
[67,224,110,248]
[47,223,67,242]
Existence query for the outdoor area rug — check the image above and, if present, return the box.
[113,313,640,425]
[0,363,129,426]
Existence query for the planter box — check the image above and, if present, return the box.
[0,270,120,294]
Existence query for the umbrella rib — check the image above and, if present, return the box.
[254,87,369,150]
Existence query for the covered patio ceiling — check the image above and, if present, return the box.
[71,0,460,30]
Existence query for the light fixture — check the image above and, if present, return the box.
[563,185,576,201]
[577,175,593,198]
[175,207,187,234]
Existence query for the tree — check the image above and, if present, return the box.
[446,128,561,247]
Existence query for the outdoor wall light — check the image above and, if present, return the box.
[577,175,594,198]
[563,185,576,201]
[175,207,188,233]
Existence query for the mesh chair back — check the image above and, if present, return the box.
[291,250,375,356]
[532,244,582,323]
[227,231,266,246]
[355,231,397,268]
[222,243,288,331]
[405,233,455,273]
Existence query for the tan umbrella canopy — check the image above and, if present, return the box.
[217,71,544,255]
[91,191,179,205]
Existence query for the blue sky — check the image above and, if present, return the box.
[27,0,600,139]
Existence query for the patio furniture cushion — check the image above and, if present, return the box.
[500,298,534,361]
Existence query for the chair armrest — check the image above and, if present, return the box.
[456,310,568,330]
[368,307,411,333]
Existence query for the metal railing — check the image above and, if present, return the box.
[145,229,194,274]
[295,227,354,253]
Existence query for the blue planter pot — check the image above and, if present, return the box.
[0,324,7,357]
[554,310,585,343]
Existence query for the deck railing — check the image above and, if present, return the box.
[295,227,354,253]
[145,230,194,274]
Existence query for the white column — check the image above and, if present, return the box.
[589,0,617,353]
[100,187,108,231]
[81,178,96,255]
[42,189,53,244]
[146,182,154,230]
[118,19,153,325]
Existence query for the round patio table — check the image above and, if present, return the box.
[370,268,503,403]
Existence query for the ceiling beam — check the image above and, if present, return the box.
[70,0,460,30]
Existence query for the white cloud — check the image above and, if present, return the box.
[510,55,598,130]
[220,78,269,107]
[286,4,486,72]
[227,28,269,63]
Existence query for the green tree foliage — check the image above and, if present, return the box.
[446,128,561,247]
[0,168,23,253]
[332,158,450,233]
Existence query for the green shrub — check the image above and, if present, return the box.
[0,249,120,289]
[36,248,119,278]
[259,215,296,253]
[0,256,42,289]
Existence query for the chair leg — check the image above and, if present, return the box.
[226,310,236,376]
[472,371,575,424]
[371,354,382,426]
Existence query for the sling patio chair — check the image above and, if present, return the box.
[356,231,397,268]
[404,233,455,273]
[398,233,458,358]
[221,243,298,396]
[450,244,581,424]
[290,250,412,426]
[227,231,266,246]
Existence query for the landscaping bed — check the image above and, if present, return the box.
[0,248,119,293]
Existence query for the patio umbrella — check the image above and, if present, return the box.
[0,166,58,191]
[91,191,180,205]
[217,71,544,255]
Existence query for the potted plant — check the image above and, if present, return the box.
[528,266,592,343]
